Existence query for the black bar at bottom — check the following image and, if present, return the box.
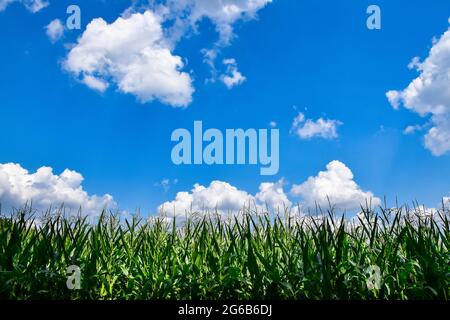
[0,300,445,319]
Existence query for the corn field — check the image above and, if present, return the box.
[0,205,449,300]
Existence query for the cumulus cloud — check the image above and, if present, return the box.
[386,19,450,156]
[61,0,270,104]
[255,180,293,213]
[0,163,115,216]
[158,180,255,216]
[45,19,64,43]
[64,11,194,107]
[0,0,48,12]
[158,161,378,217]
[290,161,381,211]
[158,178,295,217]
[220,58,246,89]
[291,112,342,140]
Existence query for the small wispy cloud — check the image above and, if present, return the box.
[155,178,178,193]
[45,19,64,43]
[403,124,425,135]
[0,0,49,13]
[220,58,246,89]
[291,112,342,140]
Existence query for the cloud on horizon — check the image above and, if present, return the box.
[0,163,115,216]
[158,160,380,216]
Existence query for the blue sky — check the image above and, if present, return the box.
[0,0,449,216]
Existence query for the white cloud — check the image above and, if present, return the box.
[386,90,401,110]
[0,0,48,12]
[61,1,270,105]
[404,126,415,135]
[386,20,450,156]
[255,180,293,213]
[157,178,294,217]
[220,58,246,89]
[291,112,342,140]
[0,163,115,216]
[64,11,194,107]
[82,75,109,92]
[403,124,424,135]
[158,161,379,216]
[158,180,255,216]
[291,161,381,211]
[45,19,64,43]
[407,56,421,70]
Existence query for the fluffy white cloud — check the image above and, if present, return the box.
[61,1,270,104]
[291,112,342,140]
[387,20,450,156]
[255,180,293,213]
[291,161,381,211]
[45,19,64,43]
[158,180,255,216]
[157,179,294,217]
[220,58,246,89]
[157,161,379,217]
[64,11,194,107]
[0,0,48,12]
[0,163,115,216]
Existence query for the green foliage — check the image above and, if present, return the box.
[0,204,449,300]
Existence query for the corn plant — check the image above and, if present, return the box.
[0,204,448,300]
